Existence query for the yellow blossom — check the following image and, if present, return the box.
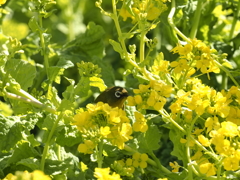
[100,126,111,137]
[218,121,238,137]
[127,96,136,106]
[223,156,239,171]
[169,161,180,172]
[170,59,190,73]
[226,107,240,125]
[133,111,148,132]
[199,163,216,176]
[0,0,6,5]
[78,140,95,154]
[132,152,148,168]
[205,116,220,133]
[119,7,134,21]
[3,170,51,180]
[198,135,211,147]
[134,94,143,104]
[94,168,122,180]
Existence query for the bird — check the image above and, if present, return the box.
[94,86,129,109]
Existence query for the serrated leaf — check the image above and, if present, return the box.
[5,59,36,91]
[63,22,105,59]
[0,115,23,151]
[47,86,61,108]
[7,141,40,165]
[57,57,74,69]
[28,17,40,33]
[169,128,187,163]
[16,158,40,170]
[56,125,82,147]
[48,66,64,84]
[90,76,106,92]
[109,39,124,58]
[62,83,75,101]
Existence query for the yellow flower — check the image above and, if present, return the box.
[198,135,211,147]
[205,116,220,133]
[127,96,136,106]
[187,94,209,116]
[170,59,189,73]
[132,152,148,168]
[147,6,161,20]
[218,121,238,138]
[78,140,95,154]
[100,126,111,137]
[134,94,143,104]
[119,7,134,21]
[226,107,240,125]
[199,163,216,177]
[133,111,148,132]
[169,161,180,172]
[0,0,6,5]
[94,168,122,180]
[3,170,51,180]
[223,156,239,171]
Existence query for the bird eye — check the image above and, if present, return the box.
[115,91,121,98]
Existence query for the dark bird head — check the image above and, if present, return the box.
[94,86,128,109]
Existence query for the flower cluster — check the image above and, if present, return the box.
[111,159,135,177]
[73,102,132,150]
[170,39,231,79]
[119,0,168,22]
[172,77,240,175]
[170,78,231,118]
[128,80,172,111]
[111,152,148,177]
[3,170,51,180]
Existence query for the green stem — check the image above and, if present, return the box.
[214,60,239,88]
[40,114,62,171]
[38,15,50,80]
[67,2,74,41]
[189,0,203,39]
[97,140,104,168]
[4,91,56,114]
[186,116,200,177]
[168,0,191,43]
[229,0,240,40]
[111,0,154,81]
[160,109,186,133]
[140,30,146,63]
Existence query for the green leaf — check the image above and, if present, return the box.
[16,158,40,171]
[48,66,64,84]
[139,124,161,151]
[74,77,90,97]
[28,17,43,33]
[0,115,23,151]
[169,128,187,163]
[47,86,61,108]
[7,141,40,165]
[62,22,105,59]
[5,59,36,91]
[42,114,63,144]
[109,39,124,58]
[56,125,82,147]
[62,79,76,101]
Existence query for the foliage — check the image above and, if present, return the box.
[0,0,240,179]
